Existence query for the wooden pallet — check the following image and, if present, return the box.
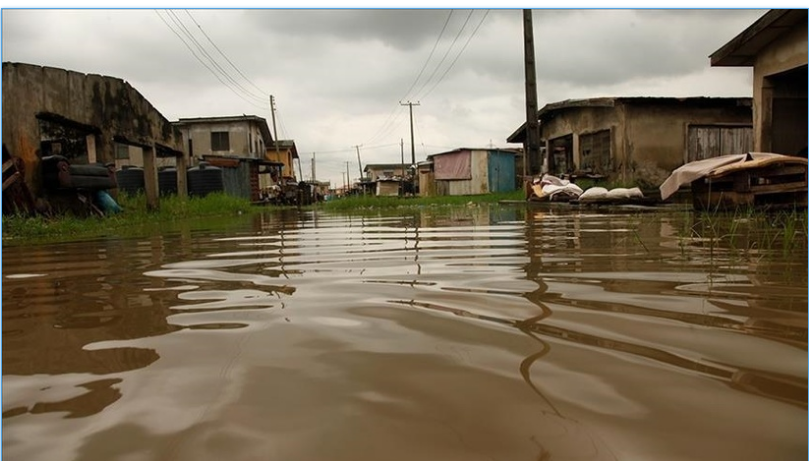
[692,156,808,210]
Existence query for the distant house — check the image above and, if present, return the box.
[364,163,409,182]
[710,9,808,156]
[362,163,410,197]
[419,148,518,197]
[265,139,300,181]
[173,115,278,196]
[507,97,753,186]
[173,115,272,161]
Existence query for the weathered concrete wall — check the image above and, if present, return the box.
[625,102,752,178]
[753,22,808,152]
[180,121,263,160]
[539,106,621,175]
[2,62,183,195]
[538,100,751,185]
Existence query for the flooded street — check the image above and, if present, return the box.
[3,204,807,461]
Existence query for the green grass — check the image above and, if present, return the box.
[2,192,254,244]
[317,190,525,211]
[674,206,808,261]
[2,190,527,244]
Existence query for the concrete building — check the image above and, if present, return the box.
[363,163,409,182]
[2,62,186,209]
[173,115,272,162]
[507,97,753,186]
[265,140,300,181]
[710,9,808,156]
[419,148,518,197]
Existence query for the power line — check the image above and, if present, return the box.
[304,143,400,155]
[165,9,266,104]
[399,10,454,103]
[360,10,455,147]
[184,9,268,98]
[410,10,475,101]
[419,10,491,100]
[154,10,266,111]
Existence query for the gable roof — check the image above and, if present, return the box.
[711,9,808,67]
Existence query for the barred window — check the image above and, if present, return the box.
[211,131,230,151]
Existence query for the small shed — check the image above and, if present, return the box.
[376,179,401,197]
[423,148,517,196]
[202,155,283,202]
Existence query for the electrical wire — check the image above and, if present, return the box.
[154,10,266,111]
[184,9,268,98]
[418,10,490,101]
[164,9,266,104]
[399,10,453,103]
[360,10,455,147]
[410,10,475,101]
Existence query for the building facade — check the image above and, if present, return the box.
[710,9,808,156]
[265,140,299,181]
[173,115,273,163]
[420,148,518,197]
[508,97,753,186]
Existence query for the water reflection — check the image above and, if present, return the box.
[2,204,806,461]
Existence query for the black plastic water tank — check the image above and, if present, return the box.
[116,165,145,195]
[158,167,178,196]
[187,162,224,197]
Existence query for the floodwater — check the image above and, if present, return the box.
[2,204,807,461]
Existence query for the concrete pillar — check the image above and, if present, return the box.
[758,79,774,153]
[176,152,188,198]
[86,134,97,164]
[572,132,580,171]
[143,144,159,211]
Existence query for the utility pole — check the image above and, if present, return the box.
[400,138,405,197]
[297,156,303,182]
[270,95,280,154]
[345,161,350,193]
[523,10,541,180]
[400,101,420,194]
[354,145,363,180]
[353,145,365,195]
[400,101,420,167]
[310,153,316,182]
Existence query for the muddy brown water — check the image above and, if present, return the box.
[3,204,806,461]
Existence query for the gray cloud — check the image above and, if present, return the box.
[2,8,766,187]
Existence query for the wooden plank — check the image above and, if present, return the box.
[749,182,808,195]
[3,159,15,175]
[2,171,20,190]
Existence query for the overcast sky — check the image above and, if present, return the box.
[2,7,772,188]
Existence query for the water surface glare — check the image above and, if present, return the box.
[3,205,806,461]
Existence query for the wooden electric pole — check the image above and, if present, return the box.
[354,145,363,180]
[270,95,280,153]
[400,101,420,194]
[400,138,405,197]
[523,9,540,178]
